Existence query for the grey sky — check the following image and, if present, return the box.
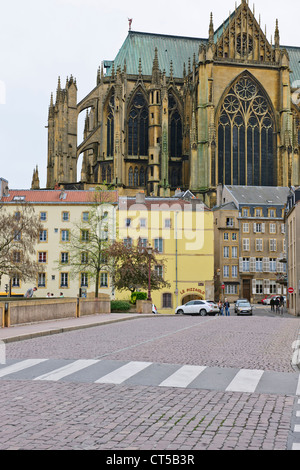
[0,0,298,189]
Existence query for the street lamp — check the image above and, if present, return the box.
[146,244,153,302]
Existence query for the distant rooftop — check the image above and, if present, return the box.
[224,186,290,206]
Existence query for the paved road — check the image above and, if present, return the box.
[0,308,300,451]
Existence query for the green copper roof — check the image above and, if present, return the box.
[285,46,300,85]
[105,31,300,83]
[106,31,206,78]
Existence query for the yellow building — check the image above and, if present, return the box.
[0,186,117,298]
[117,191,214,314]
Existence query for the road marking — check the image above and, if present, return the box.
[296,411,300,418]
[159,365,207,388]
[0,359,48,378]
[296,376,300,396]
[292,443,300,450]
[95,361,152,384]
[294,425,300,433]
[226,369,264,393]
[34,359,99,381]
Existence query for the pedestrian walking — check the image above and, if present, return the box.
[224,298,230,316]
[24,287,37,298]
[275,297,280,314]
[218,300,224,316]
[270,297,275,311]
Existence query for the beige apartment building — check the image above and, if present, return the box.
[0,185,117,298]
[286,187,300,316]
[213,185,289,303]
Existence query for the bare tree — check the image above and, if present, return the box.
[0,204,44,289]
[56,190,116,298]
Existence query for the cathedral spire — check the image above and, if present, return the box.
[209,12,214,45]
[152,47,160,85]
[274,19,280,49]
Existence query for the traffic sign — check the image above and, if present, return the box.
[221,284,225,290]
[288,287,294,294]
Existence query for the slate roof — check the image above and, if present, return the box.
[105,30,300,83]
[224,186,290,206]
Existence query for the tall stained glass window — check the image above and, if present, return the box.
[128,91,148,156]
[217,74,276,186]
[107,93,114,156]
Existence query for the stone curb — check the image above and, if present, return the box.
[0,313,161,344]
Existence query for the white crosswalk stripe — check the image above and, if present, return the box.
[225,369,264,393]
[0,359,299,397]
[95,361,152,384]
[0,359,48,378]
[296,375,300,396]
[34,359,100,381]
[159,365,206,388]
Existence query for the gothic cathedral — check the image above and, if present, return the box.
[45,0,300,207]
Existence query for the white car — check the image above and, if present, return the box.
[175,300,219,316]
[152,304,157,314]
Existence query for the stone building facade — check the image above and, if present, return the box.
[45,0,300,207]
[213,185,289,303]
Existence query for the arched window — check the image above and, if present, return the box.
[169,93,182,158]
[107,93,114,156]
[128,167,133,186]
[217,74,276,186]
[128,91,149,156]
[134,167,139,187]
[140,167,145,186]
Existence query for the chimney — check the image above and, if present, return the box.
[135,191,145,204]
[0,178,9,198]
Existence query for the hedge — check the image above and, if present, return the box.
[111,300,131,312]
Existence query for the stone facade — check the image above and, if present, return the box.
[45,1,300,208]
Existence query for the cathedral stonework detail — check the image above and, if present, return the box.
[45,0,300,207]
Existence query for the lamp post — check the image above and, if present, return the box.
[146,244,153,302]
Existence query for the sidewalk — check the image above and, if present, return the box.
[0,313,156,343]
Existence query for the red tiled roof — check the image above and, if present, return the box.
[0,189,119,204]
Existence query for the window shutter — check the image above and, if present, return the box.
[264,279,270,295]
[262,223,265,233]
[252,279,256,294]
[250,257,256,272]
[253,223,256,233]
[263,257,269,272]
[239,257,243,273]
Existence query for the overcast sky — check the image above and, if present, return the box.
[0,0,298,190]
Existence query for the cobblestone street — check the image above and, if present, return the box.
[0,311,300,451]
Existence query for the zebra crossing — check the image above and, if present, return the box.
[0,358,300,396]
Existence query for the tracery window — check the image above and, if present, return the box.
[217,74,276,186]
[134,167,139,187]
[128,91,149,156]
[128,167,133,186]
[107,93,114,156]
[168,93,182,158]
[140,167,145,186]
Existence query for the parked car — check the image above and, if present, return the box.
[175,300,219,316]
[261,295,277,305]
[152,304,157,314]
[236,301,253,316]
[234,299,248,313]
[262,295,286,305]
